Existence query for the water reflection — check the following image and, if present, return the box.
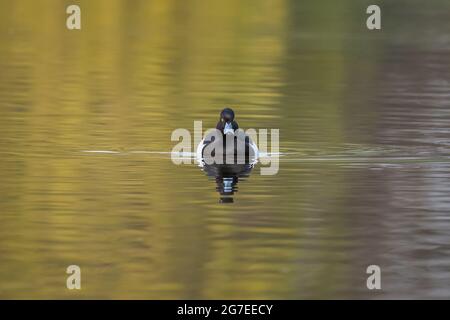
[1,0,450,299]
[199,162,255,203]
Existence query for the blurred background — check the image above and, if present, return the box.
[0,0,450,298]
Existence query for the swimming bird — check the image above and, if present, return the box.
[196,108,258,163]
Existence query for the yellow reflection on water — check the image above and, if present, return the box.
[2,0,433,299]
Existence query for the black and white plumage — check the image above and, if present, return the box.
[196,108,258,163]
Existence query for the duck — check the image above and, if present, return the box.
[196,108,258,163]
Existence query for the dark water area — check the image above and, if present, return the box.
[0,0,450,298]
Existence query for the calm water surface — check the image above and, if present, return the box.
[1,0,450,298]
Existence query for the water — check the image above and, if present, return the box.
[1,0,450,299]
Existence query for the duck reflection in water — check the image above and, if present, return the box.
[200,162,255,203]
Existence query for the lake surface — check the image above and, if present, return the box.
[1,0,450,299]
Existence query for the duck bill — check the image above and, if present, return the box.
[223,122,234,135]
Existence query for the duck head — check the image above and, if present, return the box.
[220,108,235,134]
